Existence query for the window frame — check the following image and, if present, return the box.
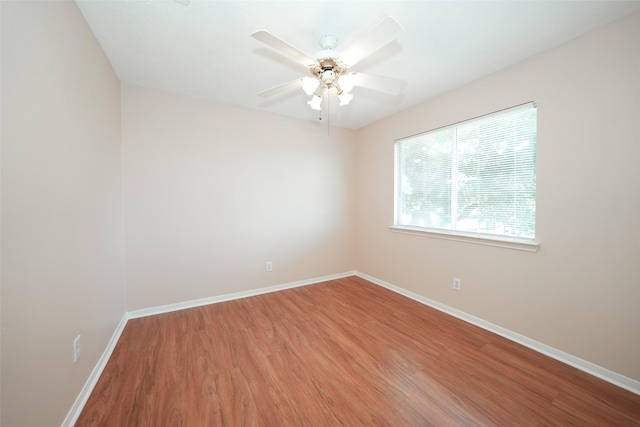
[392,102,539,252]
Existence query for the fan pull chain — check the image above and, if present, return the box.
[327,89,331,137]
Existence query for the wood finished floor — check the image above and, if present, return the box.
[76,276,640,426]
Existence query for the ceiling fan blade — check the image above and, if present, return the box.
[257,78,303,98]
[340,16,402,68]
[351,72,407,95]
[251,30,315,67]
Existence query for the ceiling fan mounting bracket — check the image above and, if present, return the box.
[314,35,340,61]
[319,35,338,50]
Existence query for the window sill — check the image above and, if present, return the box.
[389,225,539,252]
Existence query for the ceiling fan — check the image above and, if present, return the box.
[251,16,405,111]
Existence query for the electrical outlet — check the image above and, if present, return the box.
[73,335,81,363]
[453,278,462,291]
[266,261,273,272]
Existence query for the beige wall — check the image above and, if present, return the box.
[355,12,640,381]
[1,1,126,425]
[122,85,356,310]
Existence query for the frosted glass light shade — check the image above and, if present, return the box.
[308,94,322,110]
[338,92,353,106]
[302,77,320,95]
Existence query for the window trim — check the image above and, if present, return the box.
[392,102,538,251]
[389,225,539,252]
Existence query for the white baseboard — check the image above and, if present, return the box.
[61,314,129,427]
[127,271,356,319]
[355,271,640,396]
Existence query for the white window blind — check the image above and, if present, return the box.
[394,102,537,244]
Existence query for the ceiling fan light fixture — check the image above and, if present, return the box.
[321,69,336,83]
[302,76,320,95]
[308,94,322,111]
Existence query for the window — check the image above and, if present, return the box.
[394,102,537,248]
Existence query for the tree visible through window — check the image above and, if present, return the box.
[395,103,537,242]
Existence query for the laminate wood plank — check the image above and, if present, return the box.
[76,276,640,426]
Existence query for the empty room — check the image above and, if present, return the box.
[2,1,640,425]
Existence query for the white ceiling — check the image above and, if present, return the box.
[76,1,640,130]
